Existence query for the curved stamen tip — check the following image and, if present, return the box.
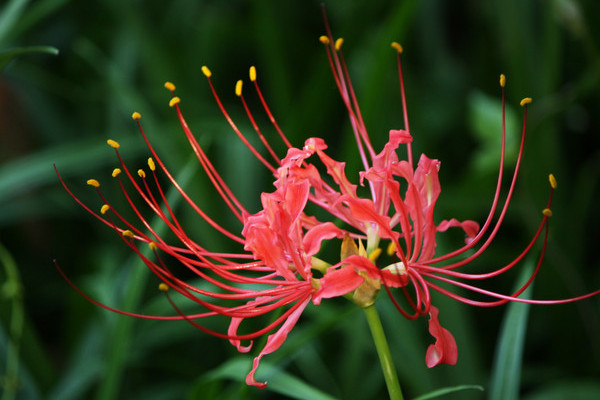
[149,242,158,251]
[137,169,146,179]
[542,208,553,217]
[169,97,180,107]
[148,157,156,171]
[112,168,122,178]
[549,173,557,189]
[201,65,212,78]
[369,248,383,262]
[235,80,243,97]
[87,179,100,188]
[131,112,141,120]
[335,38,344,51]
[122,230,134,239]
[107,139,120,149]
[249,66,256,82]
[319,35,330,45]
[100,204,110,215]
[391,42,403,53]
[158,282,169,292]
[164,81,176,91]
[499,74,506,87]
[520,97,532,106]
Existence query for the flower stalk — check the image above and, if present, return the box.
[363,304,404,400]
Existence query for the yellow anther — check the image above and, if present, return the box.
[122,230,134,239]
[149,242,158,251]
[148,157,156,171]
[500,74,506,88]
[249,66,256,82]
[235,80,243,97]
[386,241,396,256]
[319,35,330,45]
[335,38,344,51]
[137,169,146,178]
[164,81,176,91]
[542,208,553,217]
[520,97,532,106]
[158,282,169,292]
[201,65,212,78]
[107,139,120,149]
[391,42,403,53]
[100,204,110,215]
[369,248,383,263]
[549,173,557,189]
[169,97,180,107]
[87,179,100,188]
[112,168,122,178]
[131,112,141,120]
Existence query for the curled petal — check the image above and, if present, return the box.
[228,317,253,353]
[437,218,480,242]
[312,266,364,305]
[303,222,345,257]
[425,305,457,367]
[246,297,311,388]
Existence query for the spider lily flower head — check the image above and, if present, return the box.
[55,19,600,389]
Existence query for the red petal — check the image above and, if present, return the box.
[425,305,457,367]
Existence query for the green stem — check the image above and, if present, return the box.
[362,304,404,400]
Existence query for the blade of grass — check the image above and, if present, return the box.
[489,260,535,400]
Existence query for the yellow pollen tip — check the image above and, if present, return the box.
[137,169,146,179]
[549,173,557,189]
[131,112,141,120]
[201,66,212,78]
[112,168,121,178]
[249,66,256,82]
[520,97,532,106]
[169,97,180,107]
[148,157,156,171]
[542,208,553,217]
[158,283,169,292]
[164,81,175,91]
[319,35,330,45]
[122,230,134,239]
[149,242,158,251]
[386,241,396,256]
[391,42,403,53]
[369,248,383,263]
[235,80,243,97]
[87,179,100,188]
[500,74,506,87]
[335,38,344,51]
[107,139,120,149]
[100,204,110,214]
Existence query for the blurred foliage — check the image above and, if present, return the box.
[1,0,599,399]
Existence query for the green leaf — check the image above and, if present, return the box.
[412,384,484,400]
[0,0,29,44]
[204,357,340,400]
[0,45,58,70]
[489,260,535,400]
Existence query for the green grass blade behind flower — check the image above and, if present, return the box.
[0,46,58,71]
[489,260,535,400]
[0,0,28,45]
[412,384,484,400]
[94,156,198,400]
[203,357,340,400]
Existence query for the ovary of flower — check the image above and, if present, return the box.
[54,14,600,390]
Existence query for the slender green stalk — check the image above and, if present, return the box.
[362,304,404,400]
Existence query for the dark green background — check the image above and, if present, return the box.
[1,0,599,399]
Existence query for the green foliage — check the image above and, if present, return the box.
[1,0,599,399]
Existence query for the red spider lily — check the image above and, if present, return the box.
[55,20,600,388]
